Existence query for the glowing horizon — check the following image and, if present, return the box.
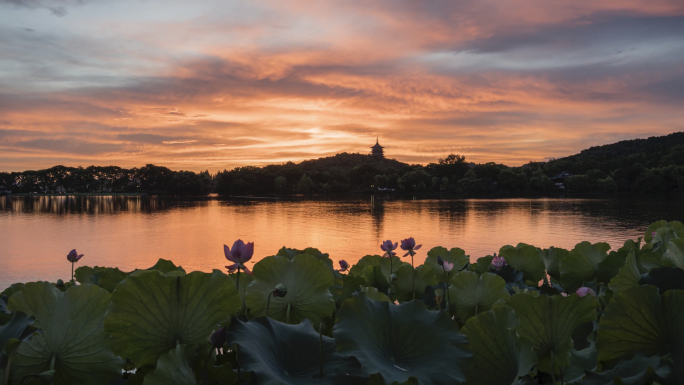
[1,0,683,172]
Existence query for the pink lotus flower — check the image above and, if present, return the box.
[67,249,84,263]
[491,253,506,270]
[338,260,349,272]
[400,237,422,257]
[380,240,398,258]
[224,240,254,275]
[652,231,657,237]
[443,261,454,272]
[576,287,596,297]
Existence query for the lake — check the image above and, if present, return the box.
[1,194,682,289]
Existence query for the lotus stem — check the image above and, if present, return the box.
[319,322,324,378]
[550,350,556,384]
[266,292,272,318]
[411,253,415,300]
[71,261,74,283]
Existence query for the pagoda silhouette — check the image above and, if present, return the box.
[370,137,384,159]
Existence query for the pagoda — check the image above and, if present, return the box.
[371,137,385,159]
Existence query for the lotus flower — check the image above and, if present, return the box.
[210,326,227,348]
[652,231,657,237]
[224,240,254,275]
[338,260,349,272]
[67,249,84,263]
[400,237,422,257]
[437,256,445,266]
[443,261,454,272]
[491,253,506,270]
[380,240,398,258]
[576,287,596,297]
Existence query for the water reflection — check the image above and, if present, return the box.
[1,194,682,289]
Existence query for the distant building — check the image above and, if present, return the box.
[371,137,385,159]
[551,171,572,182]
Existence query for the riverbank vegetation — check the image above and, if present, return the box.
[1,220,683,384]
[3,132,684,196]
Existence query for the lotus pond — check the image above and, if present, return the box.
[1,220,684,384]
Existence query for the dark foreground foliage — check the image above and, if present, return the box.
[1,220,684,384]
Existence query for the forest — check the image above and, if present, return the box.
[2,132,684,196]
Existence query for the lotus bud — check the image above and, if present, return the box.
[576,287,596,297]
[390,273,397,282]
[338,260,349,272]
[56,279,64,287]
[272,283,288,298]
[66,249,84,263]
[437,256,444,266]
[388,288,395,296]
[210,326,227,348]
[434,288,444,307]
[652,231,657,237]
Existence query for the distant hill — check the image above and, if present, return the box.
[542,131,684,193]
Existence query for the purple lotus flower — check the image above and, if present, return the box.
[491,253,506,270]
[338,260,349,272]
[224,240,254,275]
[210,326,227,348]
[652,231,657,237]
[576,287,596,297]
[443,261,454,272]
[437,256,445,266]
[380,240,398,258]
[67,249,84,263]
[400,237,422,257]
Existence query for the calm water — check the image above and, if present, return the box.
[1,195,683,289]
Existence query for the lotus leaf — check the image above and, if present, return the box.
[334,293,471,384]
[664,239,684,271]
[608,253,641,293]
[644,220,684,243]
[335,275,366,306]
[74,266,109,284]
[471,256,493,276]
[349,255,407,278]
[146,258,187,275]
[493,265,523,284]
[499,243,546,284]
[639,267,684,294]
[540,247,568,281]
[226,317,362,385]
[419,282,447,310]
[363,265,392,295]
[460,306,537,385]
[7,282,125,385]
[559,241,611,292]
[0,296,11,326]
[229,271,255,303]
[91,267,128,292]
[0,312,34,369]
[245,254,335,325]
[393,265,438,302]
[425,247,469,279]
[105,270,240,367]
[142,344,197,385]
[358,286,391,302]
[582,351,670,385]
[641,250,675,271]
[448,271,509,323]
[505,292,599,374]
[596,286,684,362]
[562,345,597,384]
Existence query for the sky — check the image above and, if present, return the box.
[0,0,683,172]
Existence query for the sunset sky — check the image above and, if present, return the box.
[1,0,683,172]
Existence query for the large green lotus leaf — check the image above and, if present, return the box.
[596,286,684,362]
[368,373,420,385]
[349,255,407,279]
[664,239,684,271]
[7,282,125,385]
[363,265,392,295]
[559,241,611,292]
[595,249,629,283]
[641,250,675,271]
[639,267,684,294]
[461,306,537,385]
[0,311,35,368]
[541,247,568,281]
[0,296,11,326]
[105,270,240,367]
[334,293,471,384]
[563,345,598,384]
[336,275,366,306]
[448,271,509,323]
[358,287,392,302]
[499,243,546,284]
[582,351,670,385]
[74,265,109,284]
[190,347,237,385]
[644,220,684,243]
[142,344,196,385]
[393,265,438,303]
[425,247,469,280]
[92,267,129,293]
[505,292,599,374]
[245,254,335,325]
[471,256,494,276]
[608,253,642,293]
[146,258,187,275]
[227,317,362,385]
